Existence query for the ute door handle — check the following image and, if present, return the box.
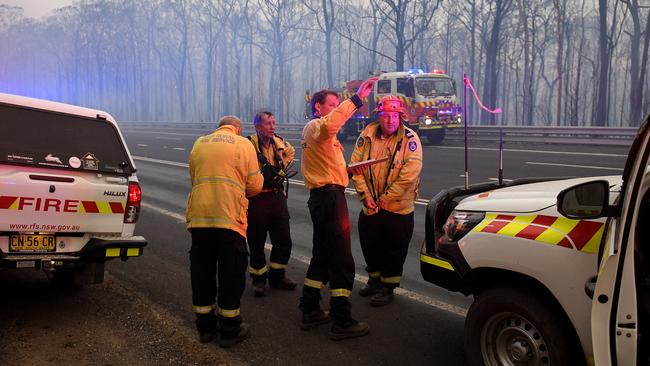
[585,276,597,299]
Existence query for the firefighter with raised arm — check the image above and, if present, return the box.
[350,95,423,306]
[298,76,377,341]
[246,111,298,297]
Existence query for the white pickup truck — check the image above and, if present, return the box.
[0,93,146,286]
[420,116,649,365]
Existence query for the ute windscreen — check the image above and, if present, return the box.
[0,104,134,175]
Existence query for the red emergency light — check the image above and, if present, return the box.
[431,69,445,74]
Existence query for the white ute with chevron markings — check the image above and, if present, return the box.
[420,115,650,366]
[0,93,146,286]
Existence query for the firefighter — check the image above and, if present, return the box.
[299,76,377,341]
[186,116,263,347]
[246,111,297,297]
[350,95,423,306]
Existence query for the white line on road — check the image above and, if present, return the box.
[155,136,182,140]
[134,156,189,168]
[488,177,513,182]
[172,147,186,151]
[135,156,429,206]
[141,201,467,317]
[137,144,148,147]
[433,145,627,158]
[126,130,201,137]
[526,161,624,171]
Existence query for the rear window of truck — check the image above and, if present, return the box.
[0,103,134,175]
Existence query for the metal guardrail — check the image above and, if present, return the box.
[119,121,638,146]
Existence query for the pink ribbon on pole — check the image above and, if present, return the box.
[463,75,502,114]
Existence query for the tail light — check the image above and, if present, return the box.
[124,181,142,223]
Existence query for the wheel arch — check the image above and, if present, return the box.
[466,266,587,365]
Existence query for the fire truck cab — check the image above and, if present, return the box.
[373,69,462,144]
[305,69,462,144]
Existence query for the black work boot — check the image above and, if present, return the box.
[358,276,381,297]
[198,330,217,343]
[270,276,297,290]
[329,319,370,341]
[370,286,394,307]
[253,282,266,297]
[300,309,331,330]
[218,323,251,348]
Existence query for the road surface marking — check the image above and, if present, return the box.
[126,130,201,137]
[134,156,188,168]
[432,145,627,158]
[526,161,623,171]
[488,177,513,182]
[172,147,186,151]
[141,201,467,317]
[155,136,182,140]
[137,144,148,147]
[134,156,428,206]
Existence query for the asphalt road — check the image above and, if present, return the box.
[1,124,634,366]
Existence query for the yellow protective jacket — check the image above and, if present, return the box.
[301,97,362,189]
[350,122,423,215]
[186,125,263,237]
[249,134,296,192]
[248,134,295,169]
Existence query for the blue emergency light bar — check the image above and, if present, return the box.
[407,68,424,74]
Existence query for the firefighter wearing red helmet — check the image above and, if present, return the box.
[349,95,423,306]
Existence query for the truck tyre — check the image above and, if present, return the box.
[464,285,581,366]
[425,129,445,144]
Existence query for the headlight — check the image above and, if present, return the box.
[424,118,432,125]
[443,211,485,242]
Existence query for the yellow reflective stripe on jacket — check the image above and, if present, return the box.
[304,278,324,289]
[187,216,237,227]
[330,288,351,297]
[381,276,401,284]
[192,176,245,192]
[249,265,269,275]
[218,308,241,318]
[193,304,216,314]
[270,262,287,270]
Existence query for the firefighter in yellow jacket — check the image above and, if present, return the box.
[186,116,263,348]
[246,111,297,297]
[299,76,377,341]
[350,95,423,306]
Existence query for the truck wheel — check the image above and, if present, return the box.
[464,286,581,366]
[425,129,445,144]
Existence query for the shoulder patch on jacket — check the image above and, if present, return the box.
[356,136,365,148]
[408,140,418,152]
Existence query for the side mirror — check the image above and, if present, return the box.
[557,180,610,219]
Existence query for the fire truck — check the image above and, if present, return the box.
[305,69,463,144]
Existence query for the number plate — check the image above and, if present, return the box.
[9,234,56,252]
